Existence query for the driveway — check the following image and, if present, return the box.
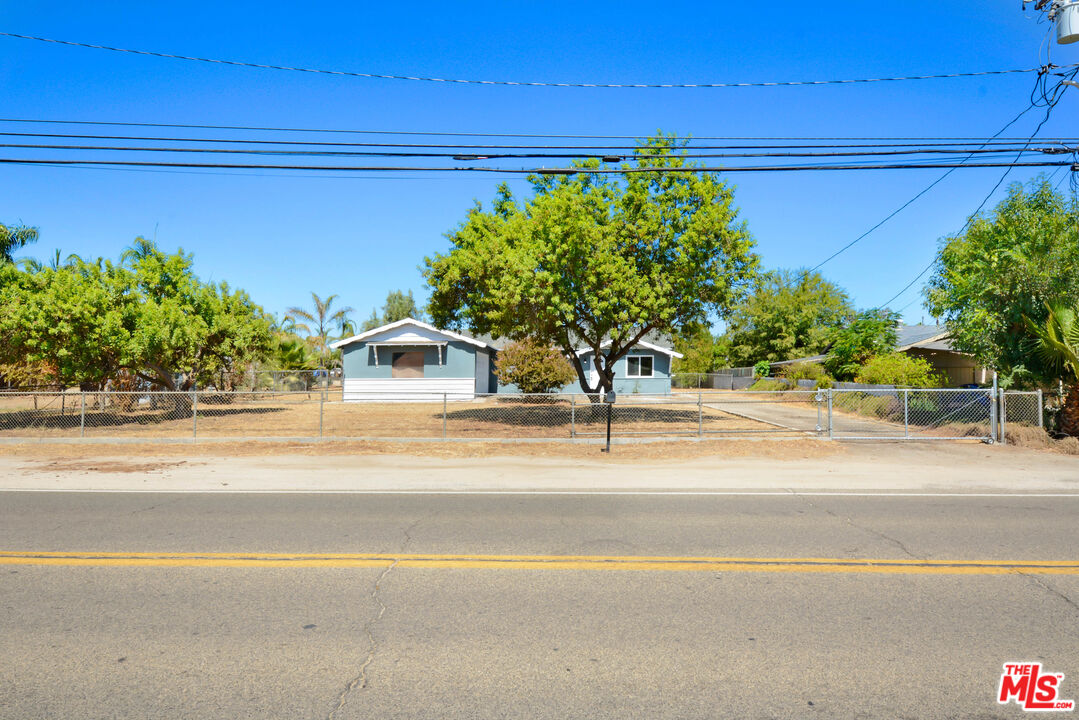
[703,391,908,437]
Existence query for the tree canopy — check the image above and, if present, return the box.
[672,324,730,374]
[925,178,1079,385]
[822,309,899,380]
[361,289,424,331]
[424,136,759,393]
[0,238,272,390]
[725,269,854,366]
[0,222,39,263]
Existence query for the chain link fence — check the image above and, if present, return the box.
[0,388,1044,443]
[829,388,995,440]
[672,369,756,391]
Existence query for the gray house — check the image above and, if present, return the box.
[330,319,497,401]
[569,340,683,395]
[331,318,684,400]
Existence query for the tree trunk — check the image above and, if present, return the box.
[1060,384,1079,438]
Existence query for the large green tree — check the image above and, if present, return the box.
[925,178,1079,384]
[424,136,759,394]
[725,269,854,365]
[0,238,272,390]
[823,309,900,380]
[672,324,731,374]
[361,289,424,331]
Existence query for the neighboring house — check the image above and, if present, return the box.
[770,324,988,387]
[330,318,497,401]
[570,339,683,395]
[895,325,989,387]
[332,318,684,400]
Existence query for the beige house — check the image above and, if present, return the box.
[896,325,988,387]
[771,324,989,387]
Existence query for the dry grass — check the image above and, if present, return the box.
[0,394,777,440]
[0,438,844,463]
[1004,424,1079,455]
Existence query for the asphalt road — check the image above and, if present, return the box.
[1,491,1077,719]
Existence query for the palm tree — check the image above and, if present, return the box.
[1025,301,1079,437]
[120,237,158,267]
[286,292,355,368]
[0,223,39,263]
[16,250,81,273]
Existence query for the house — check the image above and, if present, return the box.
[331,318,684,400]
[895,325,989,386]
[769,324,989,387]
[570,339,683,395]
[330,318,497,401]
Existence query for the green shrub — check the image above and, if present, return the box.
[854,353,945,388]
[494,338,577,393]
[753,360,771,378]
[748,378,790,391]
[833,392,901,420]
[778,361,834,388]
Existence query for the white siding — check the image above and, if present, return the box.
[342,377,475,402]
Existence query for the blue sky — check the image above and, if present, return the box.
[0,2,1074,329]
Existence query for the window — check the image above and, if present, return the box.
[392,351,425,378]
[626,355,654,378]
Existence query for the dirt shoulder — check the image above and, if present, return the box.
[0,439,1076,493]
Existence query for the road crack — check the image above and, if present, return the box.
[326,512,432,719]
[327,559,398,720]
[1020,572,1079,617]
[785,489,923,560]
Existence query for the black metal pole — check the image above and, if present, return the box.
[602,401,612,453]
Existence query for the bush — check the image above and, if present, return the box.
[494,338,577,394]
[748,378,790,391]
[753,360,771,378]
[833,392,901,420]
[778,361,833,388]
[854,353,945,388]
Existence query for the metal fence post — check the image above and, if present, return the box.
[827,389,834,440]
[1000,391,1007,446]
[1037,388,1044,429]
[989,388,997,444]
[570,395,576,439]
[903,389,909,439]
[697,391,703,438]
[814,390,823,436]
[319,389,324,439]
[442,393,447,440]
[79,392,85,438]
[192,390,198,440]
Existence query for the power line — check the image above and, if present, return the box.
[1,158,1072,173]
[5,117,1079,143]
[875,66,1079,311]
[1,130,1071,152]
[2,31,1067,89]
[805,95,1044,275]
[0,142,1065,162]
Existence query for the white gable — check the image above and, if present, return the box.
[575,339,684,359]
[330,318,489,349]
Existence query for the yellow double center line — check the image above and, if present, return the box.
[1,551,1077,575]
